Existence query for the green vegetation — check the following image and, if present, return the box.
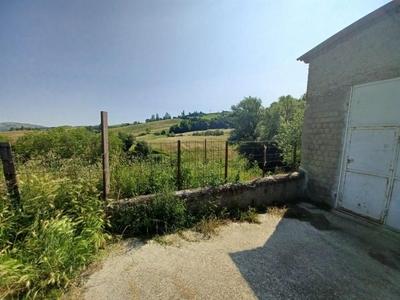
[192,130,224,136]
[110,189,260,238]
[0,96,305,298]
[229,95,305,168]
[110,118,180,137]
[0,158,108,299]
[169,113,232,134]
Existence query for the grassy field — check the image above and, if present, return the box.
[0,130,26,142]
[198,112,221,120]
[110,118,181,136]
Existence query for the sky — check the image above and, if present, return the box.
[0,0,390,127]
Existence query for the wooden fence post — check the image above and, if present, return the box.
[292,142,297,172]
[0,142,21,208]
[101,111,110,200]
[177,140,182,190]
[224,141,228,183]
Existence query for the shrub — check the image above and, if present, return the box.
[133,140,151,157]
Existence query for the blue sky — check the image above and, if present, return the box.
[0,0,389,126]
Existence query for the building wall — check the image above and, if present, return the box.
[301,11,400,206]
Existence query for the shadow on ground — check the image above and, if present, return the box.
[229,203,400,300]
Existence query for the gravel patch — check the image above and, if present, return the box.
[80,203,400,300]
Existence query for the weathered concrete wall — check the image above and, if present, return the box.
[113,172,304,212]
[301,10,400,206]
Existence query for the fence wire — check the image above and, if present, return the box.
[1,139,294,200]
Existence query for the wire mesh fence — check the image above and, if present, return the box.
[110,140,295,198]
[1,138,296,200]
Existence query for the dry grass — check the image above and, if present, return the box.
[266,205,289,217]
[0,130,26,141]
[193,216,227,239]
[110,119,181,136]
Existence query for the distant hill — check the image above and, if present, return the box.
[0,122,46,132]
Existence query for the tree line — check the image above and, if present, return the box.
[169,113,233,134]
[228,95,306,168]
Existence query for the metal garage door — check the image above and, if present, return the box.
[337,77,400,231]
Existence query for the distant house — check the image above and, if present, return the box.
[298,1,400,231]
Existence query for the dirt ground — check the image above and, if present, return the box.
[73,203,400,300]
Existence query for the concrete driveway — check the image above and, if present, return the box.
[80,203,400,300]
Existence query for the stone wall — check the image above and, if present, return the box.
[301,10,400,206]
[112,172,304,212]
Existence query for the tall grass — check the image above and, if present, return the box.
[0,141,270,298]
[0,159,108,299]
[109,151,261,199]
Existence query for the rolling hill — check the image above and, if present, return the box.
[0,122,46,132]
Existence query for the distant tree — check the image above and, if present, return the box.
[163,112,171,120]
[156,113,160,121]
[229,96,263,142]
[118,132,135,153]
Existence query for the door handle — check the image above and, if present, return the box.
[347,158,354,164]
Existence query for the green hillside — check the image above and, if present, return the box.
[0,122,46,132]
[110,112,225,135]
[109,119,181,135]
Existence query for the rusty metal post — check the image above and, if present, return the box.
[0,142,21,208]
[262,144,267,177]
[101,111,110,200]
[292,142,297,172]
[224,141,228,183]
[177,140,182,190]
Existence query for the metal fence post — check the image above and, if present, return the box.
[177,140,182,190]
[0,142,20,208]
[224,141,228,183]
[101,111,110,200]
[292,142,297,172]
[262,144,267,177]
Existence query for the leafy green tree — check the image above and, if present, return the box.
[257,95,303,141]
[229,96,263,141]
[275,95,306,168]
[117,132,135,153]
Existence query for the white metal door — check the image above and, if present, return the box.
[386,139,400,230]
[340,128,397,221]
[338,77,400,227]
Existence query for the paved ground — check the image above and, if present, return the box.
[80,203,400,300]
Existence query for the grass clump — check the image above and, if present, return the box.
[0,171,108,299]
[109,189,191,237]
